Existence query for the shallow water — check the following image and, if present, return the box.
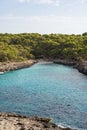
[0,62,87,130]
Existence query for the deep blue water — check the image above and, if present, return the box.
[0,62,87,130]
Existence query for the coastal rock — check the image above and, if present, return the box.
[54,59,87,75]
[53,59,76,66]
[77,61,87,75]
[0,113,76,130]
[0,60,36,73]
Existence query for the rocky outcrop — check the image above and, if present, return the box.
[0,60,36,73]
[0,113,76,130]
[53,59,87,75]
[53,59,77,66]
[76,61,87,75]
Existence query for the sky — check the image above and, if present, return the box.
[0,0,87,34]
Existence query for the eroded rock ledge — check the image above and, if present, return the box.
[53,59,87,75]
[76,61,87,75]
[0,113,76,130]
[0,60,36,73]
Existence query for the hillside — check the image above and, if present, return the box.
[0,33,87,62]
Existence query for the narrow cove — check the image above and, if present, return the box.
[0,62,87,130]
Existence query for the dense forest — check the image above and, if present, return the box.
[0,32,87,62]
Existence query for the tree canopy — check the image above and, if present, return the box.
[0,33,87,62]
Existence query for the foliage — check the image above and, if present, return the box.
[0,32,87,62]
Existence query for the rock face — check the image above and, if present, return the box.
[0,113,76,130]
[77,61,87,75]
[54,59,87,75]
[53,59,76,66]
[0,60,36,73]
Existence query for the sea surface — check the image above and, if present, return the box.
[0,62,87,130]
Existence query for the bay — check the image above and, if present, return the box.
[0,62,87,130]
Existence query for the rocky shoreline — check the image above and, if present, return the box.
[76,61,87,75]
[0,113,76,130]
[0,60,36,73]
[0,59,87,75]
[53,59,87,75]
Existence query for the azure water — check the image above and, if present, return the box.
[0,62,87,130]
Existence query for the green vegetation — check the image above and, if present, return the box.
[0,33,87,62]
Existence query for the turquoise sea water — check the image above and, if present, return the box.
[0,62,87,130]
